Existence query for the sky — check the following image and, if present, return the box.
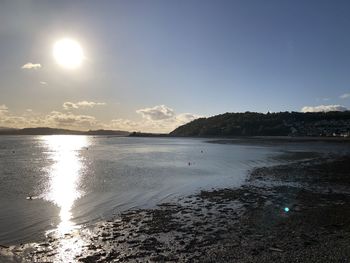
[0,0,350,132]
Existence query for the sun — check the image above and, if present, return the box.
[53,38,84,69]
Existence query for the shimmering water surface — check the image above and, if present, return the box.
[0,135,346,246]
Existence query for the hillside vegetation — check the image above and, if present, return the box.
[170,111,350,137]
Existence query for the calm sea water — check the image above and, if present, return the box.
[0,135,345,245]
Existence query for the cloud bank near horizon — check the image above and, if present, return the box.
[0,103,200,133]
[301,105,348,113]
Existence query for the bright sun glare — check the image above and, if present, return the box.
[53,38,84,69]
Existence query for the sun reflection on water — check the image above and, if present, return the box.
[42,135,89,262]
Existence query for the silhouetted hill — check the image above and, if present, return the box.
[170,111,350,137]
[0,127,18,131]
[0,127,129,136]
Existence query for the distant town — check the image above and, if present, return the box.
[170,111,350,137]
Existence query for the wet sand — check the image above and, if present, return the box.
[2,151,350,262]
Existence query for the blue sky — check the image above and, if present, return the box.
[0,0,350,132]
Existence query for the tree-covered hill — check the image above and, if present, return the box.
[170,111,350,137]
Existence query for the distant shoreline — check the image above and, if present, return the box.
[1,131,350,144]
[206,136,350,145]
[0,127,130,136]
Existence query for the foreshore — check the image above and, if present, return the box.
[2,151,350,262]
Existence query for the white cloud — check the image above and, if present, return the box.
[63,101,106,110]
[63,102,79,110]
[121,105,200,132]
[76,101,106,107]
[40,81,47,85]
[301,105,348,113]
[107,106,200,133]
[136,105,175,120]
[175,113,198,123]
[340,93,350,99]
[21,63,41,69]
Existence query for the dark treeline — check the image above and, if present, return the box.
[170,111,350,137]
[129,132,169,137]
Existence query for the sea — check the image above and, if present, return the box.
[0,135,347,245]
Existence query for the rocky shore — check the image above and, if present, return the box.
[2,152,350,262]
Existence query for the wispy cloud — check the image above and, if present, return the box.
[316,97,330,102]
[340,93,350,99]
[21,63,42,69]
[301,105,348,112]
[63,101,106,110]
